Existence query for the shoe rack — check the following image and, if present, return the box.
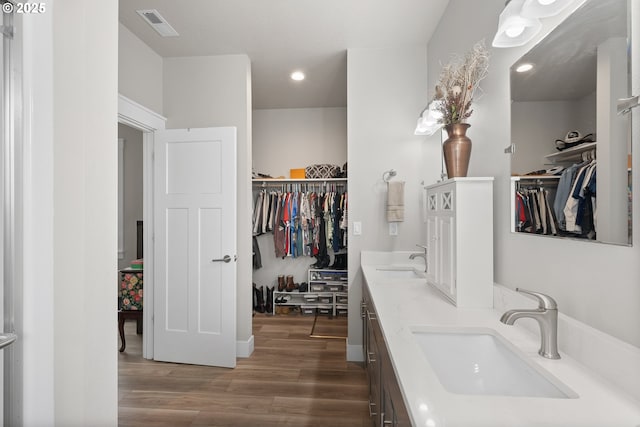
[273,268,348,317]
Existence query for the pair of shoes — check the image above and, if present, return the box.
[286,275,298,292]
[275,296,290,304]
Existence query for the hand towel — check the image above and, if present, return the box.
[387,181,405,222]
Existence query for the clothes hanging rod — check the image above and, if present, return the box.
[253,181,346,190]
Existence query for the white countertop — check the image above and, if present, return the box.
[362,252,640,427]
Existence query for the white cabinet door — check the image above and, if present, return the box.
[438,215,455,299]
[426,215,438,285]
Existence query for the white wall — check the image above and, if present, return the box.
[118,23,163,115]
[346,46,434,360]
[252,107,347,178]
[511,97,596,174]
[118,124,144,269]
[252,107,347,288]
[43,0,117,425]
[163,55,254,353]
[20,7,55,426]
[428,0,640,348]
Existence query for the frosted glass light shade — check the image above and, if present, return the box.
[414,101,444,136]
[492,0,542,48]
[521,0,574,18]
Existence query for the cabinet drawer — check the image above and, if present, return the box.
[336,293,348,304]
[300,305,316,316]
[317,304,332,316]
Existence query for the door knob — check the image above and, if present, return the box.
[618,95,639,115]
[211,255,237,263]
[0,333,17,350]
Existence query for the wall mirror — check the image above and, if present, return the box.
[510,0,632,246]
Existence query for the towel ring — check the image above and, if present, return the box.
[382,169,397,182]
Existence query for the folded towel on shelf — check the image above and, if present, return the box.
[386,181,405,222]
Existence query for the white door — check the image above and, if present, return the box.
[1,6,20,424]
[153,127,237,367]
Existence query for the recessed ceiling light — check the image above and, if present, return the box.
[290,71,305,81]
[516,63,534,73]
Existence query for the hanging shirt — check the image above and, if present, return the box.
[273,193,286,258]
[564,161,594,233]
[553,164,579,230]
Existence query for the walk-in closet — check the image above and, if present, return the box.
[251,107,348,337]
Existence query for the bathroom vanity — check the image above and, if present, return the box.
[361,251,640,427]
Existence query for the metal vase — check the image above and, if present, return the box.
[443,123,472,178]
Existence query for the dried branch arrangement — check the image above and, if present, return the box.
[433,40,490,126]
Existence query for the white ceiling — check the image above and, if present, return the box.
[510,0,627,102]
[119,0,450,109]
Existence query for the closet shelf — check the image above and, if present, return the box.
[511,175,560,181]
[252,178,347,183]
[544,142,596,163]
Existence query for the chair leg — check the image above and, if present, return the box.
[118,312,126,352]
[136,314,143,334]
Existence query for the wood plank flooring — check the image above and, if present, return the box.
[119,314,369,427]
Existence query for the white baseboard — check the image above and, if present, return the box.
[347,344,364,362]
[236,335,254,358]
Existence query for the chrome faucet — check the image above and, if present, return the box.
[500,288,561,360]
[409,244,428,272]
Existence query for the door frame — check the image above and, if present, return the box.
[117,94,166,359]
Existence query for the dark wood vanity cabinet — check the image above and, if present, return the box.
[362,284,412,427]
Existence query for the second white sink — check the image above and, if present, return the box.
[411,327,578,399]
[376,267,424,279]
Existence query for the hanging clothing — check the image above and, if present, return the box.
[273,193,286,258]
[564,161,595,233]
[252,236,262,269]
[516,188,558,236]
[553,164,579,230]
[252,187,348,258]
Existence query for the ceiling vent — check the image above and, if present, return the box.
[136,9,179,37]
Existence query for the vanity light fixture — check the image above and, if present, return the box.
[414,100,448,181]
[290,71,305,81]
[521,0,574,18]
[515,62,534,72]
[492,0,542,48]
[414,100,444,136]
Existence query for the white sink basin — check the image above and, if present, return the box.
[376,267,424,279]
[411,327,577,399]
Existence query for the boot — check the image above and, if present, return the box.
[329,254,339,269]
[265,286,274,314]
[252,283,258,312]
[277,274,286,291]
[317,254,330,269]
[286,275,295,292]
[255,285,265,313]
[331,253,347,270]
[309,255,321,268]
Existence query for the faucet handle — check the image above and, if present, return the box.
[516,288,557,310]
[415,244,427,252]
